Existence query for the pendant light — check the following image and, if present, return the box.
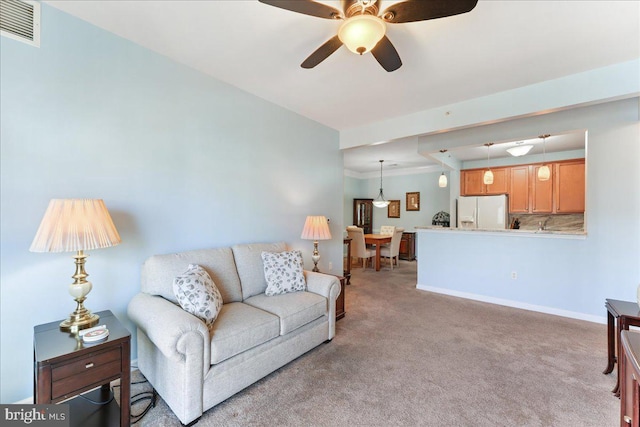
[538,134,551,181]
[372,159,390,208]
[438,149,448,188]
[483,143,494,185]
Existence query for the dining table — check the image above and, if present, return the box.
[364,233,392,271]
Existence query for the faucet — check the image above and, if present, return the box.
[538,218,550,231]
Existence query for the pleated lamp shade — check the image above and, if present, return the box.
[300,216,332,241]
[30,199,121,253]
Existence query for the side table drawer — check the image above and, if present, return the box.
[51,347,121,400]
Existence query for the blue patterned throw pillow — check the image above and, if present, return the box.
[173,264,223,330]
[261,250,306,296]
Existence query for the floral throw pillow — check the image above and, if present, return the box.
[261,250,306,296]
[173,264,223,330]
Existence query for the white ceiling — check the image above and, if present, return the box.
[44,0,640,173]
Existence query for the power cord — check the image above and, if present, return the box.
[113,375,156,423]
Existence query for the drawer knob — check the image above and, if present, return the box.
[624,415,632,424]
[85,362,94,369]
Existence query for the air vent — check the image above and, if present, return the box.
[0,0,40,47]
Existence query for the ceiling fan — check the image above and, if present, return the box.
[258,0,479,72]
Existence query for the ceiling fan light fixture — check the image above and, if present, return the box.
[338,15,386,55]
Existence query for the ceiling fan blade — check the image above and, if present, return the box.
[259,0,342,19]
[381,0,478,24]
[371,36,402,72]
[301,36,343,69]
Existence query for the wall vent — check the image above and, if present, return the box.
[0,0,40,47]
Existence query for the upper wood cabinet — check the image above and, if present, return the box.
[554,160,585,213]
[509,166,530,213]
[461,167,509,196]
[531,165,554,213]
[462,159,585,214]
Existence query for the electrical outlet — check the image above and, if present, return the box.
[511,271,517,280]
[328,262,333,271]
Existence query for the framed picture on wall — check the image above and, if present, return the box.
[388,200,400,218]
[406,192,420,211]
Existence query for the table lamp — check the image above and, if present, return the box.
[300,216,332,272]
[30,199,121,332]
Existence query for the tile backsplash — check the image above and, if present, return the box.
[508,213,584,231]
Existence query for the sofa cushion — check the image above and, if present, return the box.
[173,264,223,330]
[232,242,287,300]
[244,292,326,335]
[210,302,280,364]
[142,247,243,304]
[261,250,306,296]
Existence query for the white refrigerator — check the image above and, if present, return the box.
[457,195,508,230]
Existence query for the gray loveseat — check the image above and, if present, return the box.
[127,242,341,425]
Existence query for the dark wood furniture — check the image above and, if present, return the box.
[343,237,351,286]
[364,233,392,271]
[399,231,416,261]
[604,299,640,397]
[335,276,346,321]
[353,199,373,234]
[620,330,640,426]
[34,310,131,427]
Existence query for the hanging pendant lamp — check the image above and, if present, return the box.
[483,143,494,185]
[438,149,448,188]
[372,160,390,208]
[538,134,551,181]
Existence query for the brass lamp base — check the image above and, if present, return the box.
[60,308,99,333]
[59,250,100,333]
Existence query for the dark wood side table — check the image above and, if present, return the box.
[604,299,640,397]
[343,237,351,286]
[620,330,640,426]
[34,310,131,427]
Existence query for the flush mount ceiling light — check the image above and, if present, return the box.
[538,134,551,181]
[438,149,448,188]
[483,143,494,185]
[506,142,533,157]
[372,159,390,208]
[259,0,478,72]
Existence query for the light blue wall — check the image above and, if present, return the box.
[0,5,342,403]
[417,101,640,320]
[343,172,450,233]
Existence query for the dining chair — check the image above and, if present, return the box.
[380,227,404,270]
[379,225,395,235]
[346,226,373,269]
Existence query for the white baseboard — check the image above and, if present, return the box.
[416,283,607,325]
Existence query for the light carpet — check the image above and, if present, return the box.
[124,260,618,426]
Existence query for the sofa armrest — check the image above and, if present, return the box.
[127,293,211,370]
[304,271,341,340]
[305,271,341,300]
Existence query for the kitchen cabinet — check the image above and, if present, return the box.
[461,167,509,196]
[555,160,585,213]
[509,166,530,213]
[353,199,373,234]
[531,164,554,213]
[462,159,584,214]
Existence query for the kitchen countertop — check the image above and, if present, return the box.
[415,226,587,239]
